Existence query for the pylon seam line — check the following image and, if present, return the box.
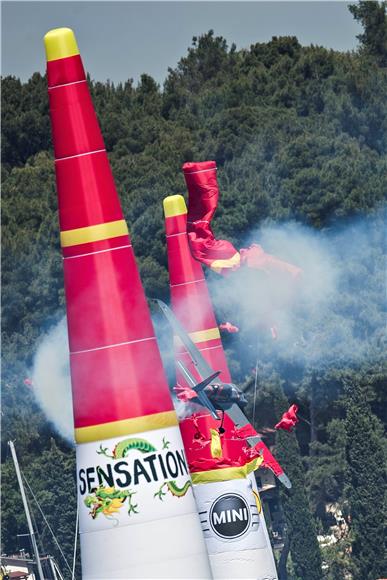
[48,79,87,90]
[55,149,106,162]
[170,279,205,288]
[70,336,156,355]
[183,168,217,175]
[178,344,223,356]
[197,345,223,353]
[63,244,132,260]
[166,232,187,238]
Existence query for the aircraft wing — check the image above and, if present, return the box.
[155,299,291,489]
[176,360,220,420]
[155,299,221,383]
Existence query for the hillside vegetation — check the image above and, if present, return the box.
[2,3,386,579]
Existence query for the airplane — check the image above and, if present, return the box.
[154,299,292,489]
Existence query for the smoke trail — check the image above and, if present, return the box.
[31,313,198,437]
[173,397,204,420]
[209,210,385,374]
[31,317,75,444]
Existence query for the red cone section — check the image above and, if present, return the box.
[164,194,288,480]
[164,195,261,474]
[46,28,176,444]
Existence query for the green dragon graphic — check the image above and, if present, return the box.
[84,486,138,520]
[97,437,157,459]
[87,436,190,520]
[154,480,192,500]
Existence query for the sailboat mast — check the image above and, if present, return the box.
[8,441,44,580]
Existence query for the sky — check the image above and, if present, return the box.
[2,1,361,86]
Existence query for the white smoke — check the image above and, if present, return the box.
[31,316,199,436]
[173,396,203,420]
[31,317,75,444]
[209,210,385,372]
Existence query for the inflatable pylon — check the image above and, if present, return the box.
[164,194,278,579]
[44,28,211,579]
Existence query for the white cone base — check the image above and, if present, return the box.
[81,512,211,578]
[209,548,277,580]
[192,477,278,579]
[76,425,211,578]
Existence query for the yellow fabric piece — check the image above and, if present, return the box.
[191,456,264,484]
[210,252,241,273]
[75,411,178,444]
[163,195,187,218]
[60,220,128,247]
[44,28,79,62]
[210,429,223,458]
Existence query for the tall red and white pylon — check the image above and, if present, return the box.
[164,194,278,579]
[44,28,211,579]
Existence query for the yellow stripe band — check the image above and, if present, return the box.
[44,28,80,62]
[253,490,262,514]
[163,195,187,218]
[210,252,241,273]
[191,456,263,484]
[174,327,220,348]
[189,327,220,343]
[60,220,129,247]
[75,410,178,444]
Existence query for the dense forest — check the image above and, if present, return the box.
[2,2,386,579]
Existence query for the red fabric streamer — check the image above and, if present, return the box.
[233,424,259,440]
[182,161,302,279]
[182,161,240,270]
[219,322,239,333]
[275,404,299,431]
[23,378,33,387]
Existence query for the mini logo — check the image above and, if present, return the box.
[209,493,251,539]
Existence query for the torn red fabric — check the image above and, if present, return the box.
[191,414,208,447]
[234,424,259,440]
[23,378,33,387]
[285,404,299,422]
[275,404,299,431]
[182,161,302,279]
[182,161,241,271]
[219,322,239,333]
[275,417,295,431]
[232,424,286,477]
[240,244,301,279]
[179,413,262,473]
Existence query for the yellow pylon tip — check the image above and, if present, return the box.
[163,195,187,218]
[44,27,79,62]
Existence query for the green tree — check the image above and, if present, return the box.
[349,1,387,65]
[248,373,323,580]
[344,376,386,580]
